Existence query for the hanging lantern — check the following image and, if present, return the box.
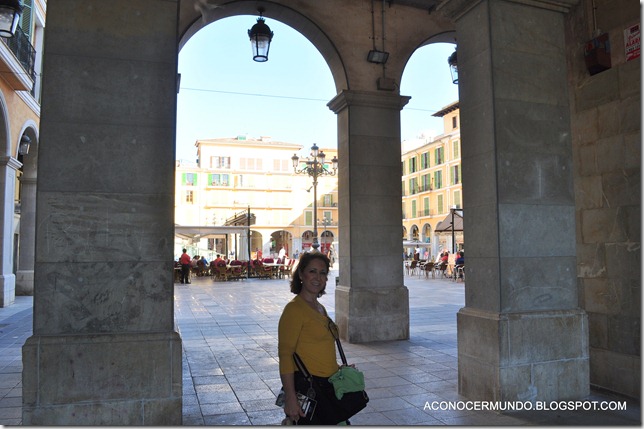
[18,134,30,155]
[448,48,458,84]
[248,8,273,62]
[0,0,22,38]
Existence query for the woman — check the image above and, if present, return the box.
[278,252,339,424]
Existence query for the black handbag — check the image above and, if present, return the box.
[291,320,369,425]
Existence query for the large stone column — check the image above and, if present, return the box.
[441,0,589,401]
[22,1,181,424]
[328,90,410,343]
[0,156,19,307]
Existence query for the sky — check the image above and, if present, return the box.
[176,15,459,161]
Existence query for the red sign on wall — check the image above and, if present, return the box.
[624,24,640,61]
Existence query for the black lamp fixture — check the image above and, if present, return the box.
[248,7,273,62]
[0,0,21,38]
[448,48,458,84]
[367,49,389,64]
[18,134,30,155]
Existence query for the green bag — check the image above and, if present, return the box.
[328,366,366,400]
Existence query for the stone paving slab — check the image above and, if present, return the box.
[0,271,640,425]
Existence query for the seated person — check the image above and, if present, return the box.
[454,251,465,278]
[214,254,224,265]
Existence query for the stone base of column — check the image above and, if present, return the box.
[458,307,589,402]
[335,285,409,343]
[22,331,182,425]
[15,270,34,295]
[0,274,15,307]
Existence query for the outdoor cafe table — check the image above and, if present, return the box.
[262,263,284,279]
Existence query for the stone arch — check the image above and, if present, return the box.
[179,2,349,92]
[15,122,38,296]
[409,224,419,240]
[319,230,334,253]
[0,89,10,157]
[269,229,292,257]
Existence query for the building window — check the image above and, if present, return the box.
[210,156,231,169]
[423,197,430,216]
[420,152,430,169]
[185,190,194,204]
[451,165,460,185]
[434,171,442,189]
[453,140,460,159]
[273,159,290,172]
[454,190,462,208]
[434,147,444,165]
[208,173,230,186]
[452,115,458,130]
[411,200,417,218]
[305,211,313,226]
[409,177,418,195]
[323,194,334,207]
[240,158,264,171]
[182,173,197,186]
[437,194,444,214]
[421,174,431,192]
[409,157,417,173]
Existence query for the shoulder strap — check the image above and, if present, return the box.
[327,317,348,366]
[293,352,312,380]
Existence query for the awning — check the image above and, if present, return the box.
[174,225,249,241]
[435,210,463,233]
[403,240,429,247]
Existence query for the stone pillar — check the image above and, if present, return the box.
[0,156,19,307]
[22,1,182,424]
[442,0,589,401]
[16,176,36,295]
[328,90,410,343]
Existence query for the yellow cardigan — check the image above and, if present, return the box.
[278,295,339,377]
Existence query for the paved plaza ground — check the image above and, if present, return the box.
[0,269,640,425]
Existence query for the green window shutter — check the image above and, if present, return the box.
[20,0,32,37]
[412,200,417,218]
[438,195,444,214]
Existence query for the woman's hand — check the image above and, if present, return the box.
[280,373,305,422]
[284,393,305,422]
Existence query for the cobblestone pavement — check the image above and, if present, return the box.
[0,270,640,425]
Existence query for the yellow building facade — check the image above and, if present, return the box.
[0,0,45,305]
[174,136,338,261]
[401,101,463,260]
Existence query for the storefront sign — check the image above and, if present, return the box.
[624,24,640,61]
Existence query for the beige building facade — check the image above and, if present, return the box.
[175,136,339,260]
[0,0,45,306]
[402,101,463,259]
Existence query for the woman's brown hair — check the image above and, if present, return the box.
[290,251,330,296]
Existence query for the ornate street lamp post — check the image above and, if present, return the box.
[291,144,338,251]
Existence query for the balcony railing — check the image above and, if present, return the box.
[2,26,36,94]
